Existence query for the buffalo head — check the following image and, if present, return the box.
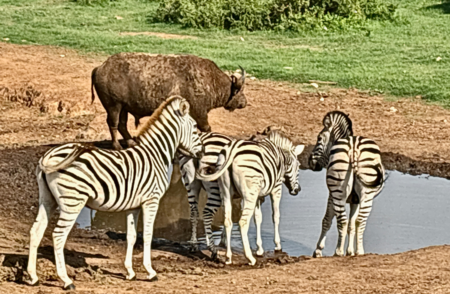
[225,66,247,111]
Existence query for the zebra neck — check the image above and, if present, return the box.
[261,140,287,176]
[138,124,180,169]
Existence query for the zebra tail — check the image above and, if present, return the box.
[356,163,384,189]
[195,140,241,182]
[40,145,90,174]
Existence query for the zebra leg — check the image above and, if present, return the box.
[218,173,233,265]
[356,198,374,256]
[53,208,85,290]
[346,203,360,256]
[313,195,334,258]
[187,180,201,252]
[239,179,261,266]
[271,184,282,252]
[254,198,264,256]
[180,157,201,252]
[203,181,221,260]
[141,198,160,281]
[124,208,140,280]
[27,170,57,286]
[334,201,348,257]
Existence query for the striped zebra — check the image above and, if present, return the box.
[178,132,233,259]
[179,128,288,260]
[197,131,304,265]
[26,96,203,290]
[309,111,385,258]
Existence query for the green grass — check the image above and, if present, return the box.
[0,0,449,104]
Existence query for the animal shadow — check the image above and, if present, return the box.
[0,245,110,283]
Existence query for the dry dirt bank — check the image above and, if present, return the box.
[2,42,450,293]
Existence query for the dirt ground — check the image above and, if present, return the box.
[2,42,450,293]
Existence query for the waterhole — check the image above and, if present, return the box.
[77,169,450,256]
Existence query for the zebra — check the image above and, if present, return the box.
[26,96,203,290]
[308,111,385,258]
[179,128,290,260]
[178,132,232,259]
[197,130,305,265]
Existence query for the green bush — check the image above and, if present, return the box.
[154,0,397,31]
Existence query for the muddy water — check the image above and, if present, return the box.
[77,169,450,256]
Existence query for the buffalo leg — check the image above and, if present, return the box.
[194,111,211,132]
[107,105,123,150]
[118,109,137,148]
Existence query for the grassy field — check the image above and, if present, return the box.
[0,0,449,103]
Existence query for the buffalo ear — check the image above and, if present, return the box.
[179,101,190,116]
[231,75,237,85]
[231,67,246,91]
[294,145,305,156]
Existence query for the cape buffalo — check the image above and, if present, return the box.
[91,53,247,150]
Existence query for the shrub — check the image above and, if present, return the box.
[154,0,398,31]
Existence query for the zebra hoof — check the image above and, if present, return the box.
[63,283,76,291]
[27,279,39,287]
[126,275,136,281]
[312,250,322,258]
[148,276,158,282]
[189,245,199,253]
[211,252,218,261]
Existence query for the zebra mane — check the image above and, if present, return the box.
[137,95,185,137]
[324,111,353,139]
[267,130,293,151]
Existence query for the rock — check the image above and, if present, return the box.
[193,267,202,275]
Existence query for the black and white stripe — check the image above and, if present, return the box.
[27,96,203,290]
[178,132,232,259]
[309,111,385,257]
[196,130,304,265]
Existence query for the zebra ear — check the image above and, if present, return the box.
[179,101,190,116]
[323,117,332,128]
[293,145,305,156]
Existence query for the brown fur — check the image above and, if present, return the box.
[92,53,247,147]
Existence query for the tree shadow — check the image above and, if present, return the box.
[424,1,450,14]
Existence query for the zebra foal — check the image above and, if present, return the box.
[26,96,203,290]
[309,111,385,257]
[197,131,304,265]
